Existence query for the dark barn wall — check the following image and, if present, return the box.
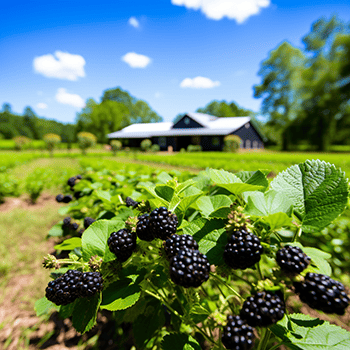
[173,116,203,129]
[233,123,264,149]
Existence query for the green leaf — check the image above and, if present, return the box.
[58,206,70,215]
[196,195,232,218]
[235,170,269,189]
[162,333,201,350]
[155,184,175,202]
[190,303,211,324]
[48,223,64,237]
[54,237,82,251]
[35,297,59,316]
[182,218,227,265]
[157,171,173,184]
[95,190,111,202]
[271,313,350,350]
[81,219,125,262]
[262,212,293,230]
[270,159,349,233]
[72,293,102,334]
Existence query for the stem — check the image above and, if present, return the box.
[257,328,271,350]
[257,262,264,280]
[213,278,235,314]
[268,342,284,350]
[144,290,182,319]
[193,324,216,345]
[292,227,302,242]
[210,273,243,300]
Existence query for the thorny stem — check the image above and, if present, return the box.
[210,273,243,300]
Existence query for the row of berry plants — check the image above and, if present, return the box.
[36,159,350,349]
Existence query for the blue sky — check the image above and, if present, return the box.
[1,0,350,124]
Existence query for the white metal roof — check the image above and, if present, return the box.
[107,114,251,139]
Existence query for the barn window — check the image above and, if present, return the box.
[159,137,166,147]
[253,141,258,148]
[245,140,251,149]
[184,117,190,125]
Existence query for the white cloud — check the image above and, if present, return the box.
[122,52,151,68]
[33,51,86,81]
[171,0,270,23]
[55,88,85,108]
[180,76,221,89]
[36,102,48,109]
[128,17,140,28]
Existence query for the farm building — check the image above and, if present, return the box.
[107,112,264,151]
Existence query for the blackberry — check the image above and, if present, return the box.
[76,175,82,180]
[67,176,77,188]
[78,271,103,298]
[125,197,139,208]
[223,230,263,270]
[84,217,96,229]
[164,234,198,260]
[240,290,285,327]
[169,248,210,288]
[45,269,83,305]
[108,229,137,262]
[70,222,79,231]
[74,191,82,199]
[149,207,178,240]
[56,194,64,203]
[63,217,71,227]
[222,315,255,350]
[136,214,154,241]
[62,195,73,203]
[276,245,310,275]
[293,272,350,315]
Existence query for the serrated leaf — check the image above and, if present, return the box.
[59,301,76,319]
[48,223,64,237]
[235,170,269,189]
[81,219,125,262]
[54,237,82,251]
[155,184,175,202]
[196,195,232,218]
[95,190,111,202]
[262,212,293,230]
[138,183,169,206]
[183,218,227,265]
[190,303,211,324]
[162,333,201,350]
[271,313,350,350]
[157,171,173,184]
[271,159,349,233]
[72,293,102,334]
[35,297,59,316]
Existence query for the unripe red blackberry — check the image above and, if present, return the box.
[84,217,96,229]
[125,197,139,208]
[223,230,263,270]
[240,290,285,327]
[164,234,198,260]
[136,214,154,241]
[45,269,83,305]
[77,271,103,298]
[293,272,350,315]
[169,248,210,288]
[108,229,137,262]
[55,194,64,203]
[149,207,178,240]
[222,315,256,350]
[276,245,310,275]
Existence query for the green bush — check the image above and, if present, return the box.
[187,144,202,152]
[141,139,152,152]
[0,173,20,203]
[110,140,122,155]
[13,136,31,151]
[77,132,97,155]
[44,133,61,156]
[150,144,160,153]
[223,135,242,152]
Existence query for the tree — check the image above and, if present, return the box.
[77,132,97,154]
[196,100,253,118]
[254,41,306,150]
[44,133,61,156]
[23,106,39,139]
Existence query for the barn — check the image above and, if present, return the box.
[107,112,264,151]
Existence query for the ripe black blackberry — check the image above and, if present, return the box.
[164,234,198,260]
[77,271,103,298]
[67,176,77,188]
[63,217,71,227]
[56,194,64,203]
[149,207,178,240]
[222,315,255,350]
[240,290,285,327]
[45,269,83,305]
[169,248,210,288]
[276,245,310,275]
[125,197,139,208]
[293,272,350,315]
[70,222,79,231]
[84,217,96,229]
[108,229,137,262]
[136,214,155,241]
[62,195,73,203]
[223,229,263,270]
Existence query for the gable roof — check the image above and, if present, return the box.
[107,113,252,139]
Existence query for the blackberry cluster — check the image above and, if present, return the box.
[169,248,210,288]
[223,229,263,270]
[55,194,64,203]
[45,269,103,306]
[125,197,139,208]
[240,290,285,327]
[67,175,82,189]
[62,217,79,231]
[136,214,154,241]
[149,207,178,240]
[164,234,198,259]
[84,217,96,229]
[222,315,255,350]
[276,245,310,275]
[108,229,137,262]
[293,272,350,315]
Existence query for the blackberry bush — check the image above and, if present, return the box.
[240,290,285,327]
[294,272,350,315]
[164,234,199,259]
[108,229,137,262]
[276,245,311,275]
[223,229,263,270]
[149,206,178,240]
[222,315,255,350]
